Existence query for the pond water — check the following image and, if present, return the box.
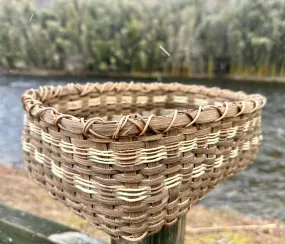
[0,74,284,220]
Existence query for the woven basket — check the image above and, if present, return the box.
[22,82,266,243]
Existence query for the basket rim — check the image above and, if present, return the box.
[22,82,266,139]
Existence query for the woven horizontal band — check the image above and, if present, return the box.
[22,82,265,242]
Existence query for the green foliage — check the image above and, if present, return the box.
[1,0,285,77]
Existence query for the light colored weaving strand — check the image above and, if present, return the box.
[21,82,266,243]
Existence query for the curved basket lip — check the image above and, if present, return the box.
[22,82,266,139]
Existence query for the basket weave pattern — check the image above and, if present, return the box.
[22,82,266,242]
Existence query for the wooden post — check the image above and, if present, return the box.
[111,216,186,244]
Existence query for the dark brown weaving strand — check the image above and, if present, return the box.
[21,82,266,243]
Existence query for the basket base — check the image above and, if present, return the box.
[111,216,186,244]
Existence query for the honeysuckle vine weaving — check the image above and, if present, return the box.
[21,82,266,243]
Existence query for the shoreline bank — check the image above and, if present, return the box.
[2,69,285,84]
[0,164,284,244]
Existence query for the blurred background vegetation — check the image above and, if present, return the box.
[1,0,285,77]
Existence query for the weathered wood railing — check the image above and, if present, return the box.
[0,204,105,244]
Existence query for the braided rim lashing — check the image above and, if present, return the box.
[22,82,266,137]
[22,82,266,243]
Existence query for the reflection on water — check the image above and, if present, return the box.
[0,75,284,220]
